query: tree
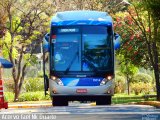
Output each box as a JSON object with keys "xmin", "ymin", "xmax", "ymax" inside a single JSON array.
[
  {"xmin": 119, "ymin": 55, "xmax": 138, "ymax": 95},
  {"xmin": 114, "ymin": 0, "xmax": 160, "ymax": 100},
  {"xmin": 53, "ymin": 0, "xmax": 128, "ymax": 13},
  {"xmin": 1, "ymin": 0, "xmax": 55, "ymax": 101},
  {"xmin": 141, "ymin": 0, "xmax": 160, "ymax": 100},
  {"xmin": 0, "ymin": 1, "xmax": 8, "ymax": 81},
  {"xmin": 0, "ymin": 1, "xmax": 7, "ymax": 38},
  {"xmin": 0, "ymin": 0, "xmax": 8, "ymax": 55}
]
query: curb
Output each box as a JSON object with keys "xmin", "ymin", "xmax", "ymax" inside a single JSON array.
[
  {"xmin": 136, "ymin": 101, "xmax": 160, "ymax": 108},
  {"xmin": 9, "ymin": 104, "xmax": 52, "ymax": 109},
  {"xmin": 90, "ymin": 102, "xmax": 96, "ymax": 106},
  {"xmin": 8, "ymin": 103, "xmax": 96, "ymax": 108},
  {"xmin": 8, "ymin": 101, "xmax": 52, "ymax": 109}
]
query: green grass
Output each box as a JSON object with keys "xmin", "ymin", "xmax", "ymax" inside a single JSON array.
[
  {"xmin": 112, "ymin": 97, "xmax": 144, "ymax": 104},
  {"xmin": 114, "ymin": 93, "xmax": 156, "ymax": 97},
  {"xmin": 114, "ymin": 93, "xmax": 142, "ymax": 97},
  {"xmin": 112, "ymin": 93, "xmax": 156, "ymax": 104}
]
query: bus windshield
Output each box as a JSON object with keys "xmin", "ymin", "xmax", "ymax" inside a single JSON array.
[{"xmin": 51, "ymin": 26, "xmax": 113, "ymax": 72}]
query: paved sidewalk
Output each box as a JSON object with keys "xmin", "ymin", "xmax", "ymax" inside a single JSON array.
[{"xmin": 8, "ymin": 101, "xmax": 52, "ymax": 108}]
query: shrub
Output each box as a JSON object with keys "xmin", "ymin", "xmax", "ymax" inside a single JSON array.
[
  {"xmin": 4, "ymin": 92, "xmax": 14, "ymax": 102},
  {"xmin": 142, "ymin": 83, "xmax": 153, "ymax": 94},
  {"xmin": 114, "ymin": 73, "xmax": 126, "ymax": 93},
  {"xmin": 131, "ymin": 73, "xmax": 154, "ymax": 95},
  {"xmin": 131, "ymin": 82, "xmax": 153, "ymax": 95},
  {"xmin": 18, "ymin": 91, "xmax": 50, "ymax": 102},
  {"xmin": 4, "ymin": 79, "xmax": 14, "ymax": 92},
  {"xmin": 4, "ymin": 77, "xmax": 45, "ymax": 93},
  {"xmin": 23, "ymin": 77, "xmax": 44, "ymax": 92},
  {"xmin": 132, "ymin": 73, "xmax": 153, "ymax": 83},
  {"xmin": 4, "ymin": 91, "xmax": 50, "ymax": 102},
  {"xmin": 37, "ymin": 71, "xmax": 44, "ymax": 78},
  {"xmin": 131, "ymin": 82, "xmax": 142, "ymax": 95}
]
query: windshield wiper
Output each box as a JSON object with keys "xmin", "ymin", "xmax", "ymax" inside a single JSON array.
[
  {"xmin": 65, "ymin": 49, "xmax": 79, "ymax": 74},
  {"xmin": 83, "ymin": 55, "xmax": 97, "ymax": 72}
]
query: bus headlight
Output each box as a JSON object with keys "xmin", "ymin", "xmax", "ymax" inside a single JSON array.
[
  {"xmin": 51, "ymin": 76, "xmax": 64, "ymax": 86},
  {"xmin": 100, "ymin": 78, "xmax": 107, "ymax": 86},
  {"xmin": 100, "ymin": 75, "xmax": 113, "ymax": 86},
  {"xmin": 106, "ymin": 75, "xmax": 113, "ymax": 81}
]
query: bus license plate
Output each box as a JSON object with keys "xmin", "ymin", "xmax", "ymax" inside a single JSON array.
[{"xmin": 76, "ymin": 89, "xmax": 87, "ymax": 93}]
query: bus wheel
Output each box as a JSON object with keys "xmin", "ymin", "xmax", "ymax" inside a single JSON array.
[
  {"xmin": 96, "ymin": 96, "xmax": 111, "ymax": 105},
  {"xmin": 52, "ymin": 97, "xmax": 68, "ymax": 106}
]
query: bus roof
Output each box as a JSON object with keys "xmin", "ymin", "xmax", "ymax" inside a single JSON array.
[{"xmin": 51, "ymin": 11, "xmax": 112, "ymax": 26}]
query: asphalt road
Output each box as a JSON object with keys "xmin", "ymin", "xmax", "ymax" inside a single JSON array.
[{"xmin": 0, "ymin": 103, "xmax": 160, "ymax": 120}]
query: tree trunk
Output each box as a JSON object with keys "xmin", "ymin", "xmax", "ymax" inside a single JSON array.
[
  {"xmin": 153, "ymin": 42, "xmax": 160, "ymax": 101},
  {"xmin": 126, "ymin": 74, "xmax": 130, "ymax": 95},
  {"xmin": 13, "ymin": 63, "xmax": 26, "ymax": 102},
  {"xmin": 14, "ymin": 82, "xmax": 20, "ymax": 102},
  {"xmin": 127, "ymin": 81, "xmax": 130, "ymax": 95},
  {"xmin": 154, "ymin": 70, "xmax": 160, "ymax": 101},
  {"xmin": 152, "ymin": 18, "xmax": 160, "ymax": 100}
]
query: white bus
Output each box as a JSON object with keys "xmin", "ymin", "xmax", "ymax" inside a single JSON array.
[{"xmin": 43, "ymin": 11, "xmax": 120, "ymax": 106}]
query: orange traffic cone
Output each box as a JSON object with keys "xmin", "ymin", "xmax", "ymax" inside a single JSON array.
[{"xmin": 0, "ymin": 79, "xmax": 8, "ymax": 109}]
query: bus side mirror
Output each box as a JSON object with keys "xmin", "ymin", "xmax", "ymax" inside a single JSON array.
[
  {"xmin": 114, "ymin": 33, "xmax": 121, "ymax": 50},
  {"xmin": 43, "ymin": 33, "xmax": 50, "ymax": 52}
]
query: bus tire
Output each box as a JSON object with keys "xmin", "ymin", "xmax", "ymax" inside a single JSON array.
[
  {"xmin": 96, "ymin": 96, "xmax": 111, "ymax": 105},
  {"xmin": 52, "ymin": 97, "xmax": 68, "ymax": 106}
]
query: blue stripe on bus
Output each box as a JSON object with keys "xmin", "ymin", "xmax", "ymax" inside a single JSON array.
[
  {"xmin": 60, "ymin": 78, "xmax": 104, "ymax": 86},
  {"xmin": 52, "ymin": 20, "xmax": 112, "ymax": 26}
]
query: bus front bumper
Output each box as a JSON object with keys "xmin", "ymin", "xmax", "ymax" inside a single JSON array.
[{"xmin": 49, "ymin": 80, "xmax": 114, "ymax": 96}]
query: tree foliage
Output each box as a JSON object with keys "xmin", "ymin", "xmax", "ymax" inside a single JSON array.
[
  {"xmin": 119, "ymin": 55, "xmax": 138, "ymax": 95},
  {"xmin": 143, "ymin": 0, "xmax": 160, "ymax": 20},
  {"xmin": 132, "ymin": 73, "xmax": 153, "ymax": 83},
  {"xmin": 53, "ymin": 0, "xmax": 128, "ymax": 14},
  {"xmin": 0, "ymin": 1, "xmax": 7, "ymax": 38},
  {"xmin": 114, "ymin": 12, "xmax": 148, "ymax": 67},
  {"xmin": 114, "ymin": 0, "xmax": 160, "ymax": 100},
  {"xmin": 1, "ymin": 0, "xmax": 55, "ymax": 101}
]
